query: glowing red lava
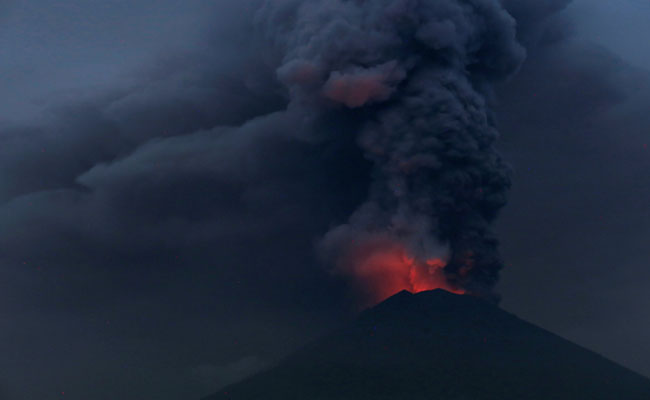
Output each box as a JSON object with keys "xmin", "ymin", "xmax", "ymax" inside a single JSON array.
[{"xmin": 341, "ymin": 239, "xmax": 465, "ymax": 307}]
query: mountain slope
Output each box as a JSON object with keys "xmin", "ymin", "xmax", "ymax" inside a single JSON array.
[{"xmin": 204, "ymin": 289, "xmax": 650, "ymax": 399}]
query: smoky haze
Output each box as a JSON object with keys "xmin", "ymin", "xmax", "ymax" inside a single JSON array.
[{"xmin": 0, "ymin": 0, "xmax": 649, "ymax": 399}]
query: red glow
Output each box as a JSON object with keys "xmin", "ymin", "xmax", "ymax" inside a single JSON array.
[{"xmin": 340, "ymin": 239, "xmax": 464, "ymax": 307}]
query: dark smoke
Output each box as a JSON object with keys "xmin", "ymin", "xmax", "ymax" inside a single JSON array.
[{"xmin": 258, "ymin": 0, "xmax": 525, "ymax": 297}]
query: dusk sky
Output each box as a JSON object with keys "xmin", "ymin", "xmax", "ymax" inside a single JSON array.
[{"xmin": 1, "ymin": 1, "xmax": 650, "ymax": 399}]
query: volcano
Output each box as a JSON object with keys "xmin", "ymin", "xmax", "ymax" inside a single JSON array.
[{"xmin": 203, "ymin": 290, "xmax": 650, "ymax": 399}]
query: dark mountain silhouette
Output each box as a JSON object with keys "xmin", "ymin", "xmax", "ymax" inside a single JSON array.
[{"xmin": 204, "ymin": 289, "xmax": 650, "ymax": 399}]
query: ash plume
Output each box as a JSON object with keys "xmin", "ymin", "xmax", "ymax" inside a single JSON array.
[{"xmin": 257, "ymin": 0, "xmax": 525, "ymax": 298}]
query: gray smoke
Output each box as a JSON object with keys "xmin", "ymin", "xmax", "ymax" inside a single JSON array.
[{"xmin": 257, "ymin": 0, "xmax": 525, "ymax": 297}]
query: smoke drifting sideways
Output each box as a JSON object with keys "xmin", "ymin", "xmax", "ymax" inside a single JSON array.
[
  {"xmin": 257, "ymin": 0, "xmax": 525, "ymax": 302},
  {"xmin": 0, "ymin": 0, "xmax": 536, "ymax": 316}
]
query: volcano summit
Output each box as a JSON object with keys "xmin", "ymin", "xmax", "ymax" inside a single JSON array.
[{"xmin": 204, "ymin": 290, "xmax": 650, "ymax": 400}]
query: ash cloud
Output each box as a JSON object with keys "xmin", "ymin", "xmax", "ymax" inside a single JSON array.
[
  {"xmin": 0, "ymin": 0, "xmax": 565, "ymax": 319},
  {"xmin": 257, "ymin": 0, "xmax": 525, "ymax": 297}
]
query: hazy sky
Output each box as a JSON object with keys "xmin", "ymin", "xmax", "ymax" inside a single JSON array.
[
  {"xmin": 569, "ymin": 0, "xmax": 650, "ymax": 69},
  {"xmin": 1, "ymin": 1, "xmax": 650, "ymax": 399},
  {"xmin": 0, "ymin": 0, "xmax": 220, "ymax": 120}
]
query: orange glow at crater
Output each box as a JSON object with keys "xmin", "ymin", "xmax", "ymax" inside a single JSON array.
[{"xmin": 341, "ymin": 239, "xmax": 465, "ymax": 307}]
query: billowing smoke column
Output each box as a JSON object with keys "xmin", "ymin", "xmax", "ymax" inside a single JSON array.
[{"xmin": 257, "ymin": 0, "xmax": 525, "ymax": 304}]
